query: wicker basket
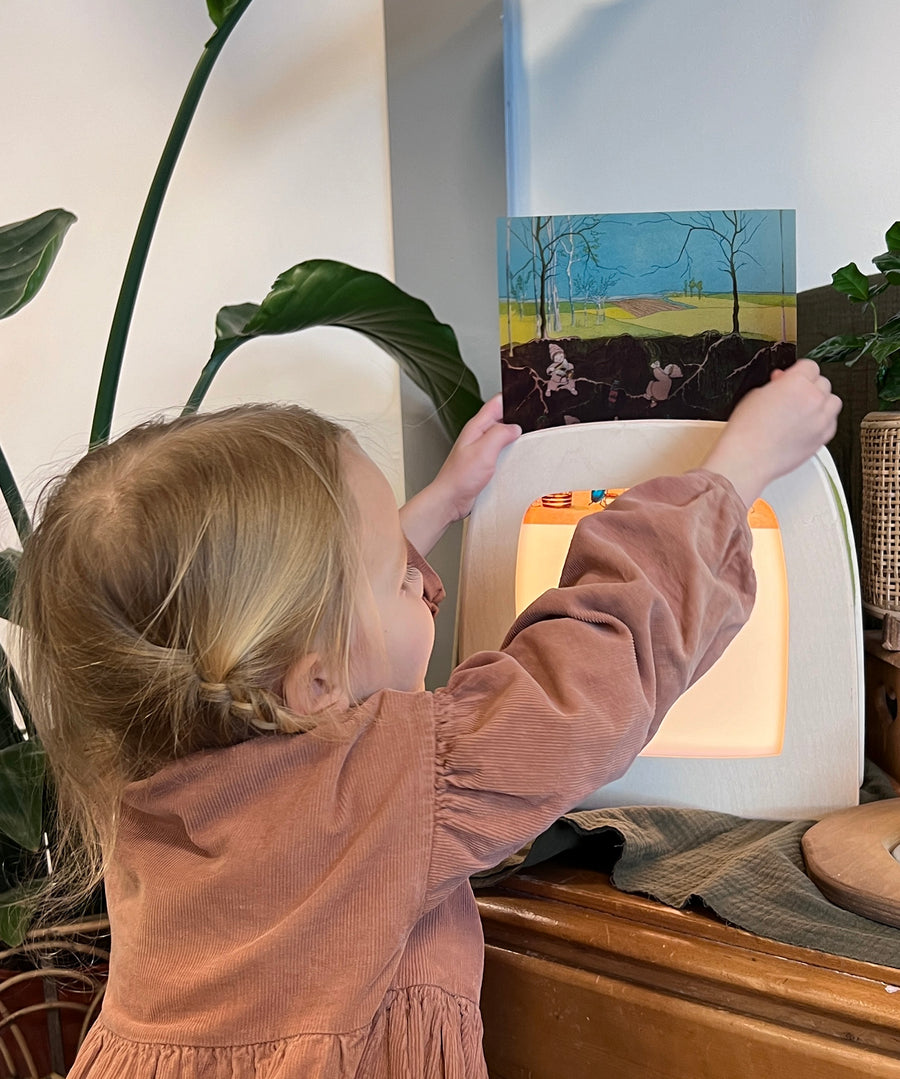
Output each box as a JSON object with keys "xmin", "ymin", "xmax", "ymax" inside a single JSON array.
[
  {"xmin": 861, "ymin": 412, "xmax": 900, "ymax": 616},
  {"xmin": 0, "ymin": 917, "xmax": 109, "ymax": 1079}
]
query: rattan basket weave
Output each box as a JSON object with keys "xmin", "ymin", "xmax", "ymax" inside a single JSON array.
[
  {"xmin": 861, "ymin": 412, "xmax": 900, "ymax": 616},
  {"xmin": 0, "ymin": 917, "xmax": 109, "ymax": 1079}
]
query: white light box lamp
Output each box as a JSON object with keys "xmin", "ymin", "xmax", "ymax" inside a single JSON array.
[{"xmin": 456, "ymin": 421, "xmax": 864, "ymax": 820}]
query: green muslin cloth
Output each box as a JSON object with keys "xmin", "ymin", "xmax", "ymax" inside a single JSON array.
[{"xmin": 473, "ymin": 761, "xmax": 900, "ymax": 969}]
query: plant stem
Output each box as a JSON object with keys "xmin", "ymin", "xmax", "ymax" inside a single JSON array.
[
  {"xmin": 181, "ymin": 364, "xmax": 220, "ymax": 417},
  {"xmin": 181, "ymin": 343, "xmax": 242, "ymax": 416},
  {"xmin": 4, "ymin": 654, "xmax": 36, "ymax": 742},
  {"xmin": 89, "ymin": 0, "xmax": 256, "ymax": 448},
  {"xmin": 0, "ymin": 446, "xmax": 30, "ymax": 543}
]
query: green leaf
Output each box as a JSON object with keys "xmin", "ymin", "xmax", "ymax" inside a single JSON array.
[
  {"xmin": 206, "ymin": 0, "xmax": 243, "ymax": 28},
  {"xmin": 872, "ymin": 319, "xmax": 900, "ymax": 345},
  {"xmin": 886, "ymin": 222, "xmax": 900, "ymax": 253},
  {"xmin": 187, "ymin": 260, "xmax": 484, "ymax": 440},
  {"xmin": 0, "ymin": 549, "xmax": 20, "ymax": 623},
  {"xmin": 831, "ymin": 262, "xmax": 871, "ymax": 302},
  {"xmin": 0, "ymin": 742, "xmax": 45, "ymax": 851},
  {"xmin": 0, "ymin": 209, "xmax": 76, "ymax": 320},
  {"xmin": 0, "ymin": 883, "xmax": 41, "ymax": 947},
  {"xmin": 870, "ymin": 335, "xmax": 900, "ymax": 366},
  {"xmin": 216, "ymin": 302, "xmax": 259, "ymax": 341},
  {"xmin": 878, "ymin": 362, "xmax": 900, "ymax": 405},
  {"xmin": 872, "ymin": 251, "xmax": 900, "ymax": 286},
  {"xmin": 807, "ymin": 333, "xmax": 867, "ymax": 364},
  {"xmin": 878, "ymin": 312, "xmax": 900, "ymax": 337}
]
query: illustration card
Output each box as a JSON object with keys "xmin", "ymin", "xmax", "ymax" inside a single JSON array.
[{"xmin": 498, "ymin": 210, "xmax": 796, "ymax": 431}]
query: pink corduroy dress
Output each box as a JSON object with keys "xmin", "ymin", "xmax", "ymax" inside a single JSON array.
[{"xmin": 68, "ymin": 471, "xmax": 754, "ymax": 1077}]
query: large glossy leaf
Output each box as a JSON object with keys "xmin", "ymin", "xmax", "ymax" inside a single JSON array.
[
  {"xmin": 831, "ymin": 262, "xmax": 871, "ymax": 302},
  {"xmin": 878, "ymin": 362, "xmax": 900, "ymax": 405},
  {"xmin": 886, "ymin": 222, "xmax": 900, "ymax": 253},
  {"xmin": 186, "ymin": 260, "xmax": 484, "ymax": 440},
  {"xmin": 807, "ymin": 333, "xmax": 867, "ymax": 364},
  {"xmin": 878, "ymin": 312, "xmax": 900, "ymax": 337},
  {"xmin": 872, "ymin": 251, "xmax": 900, "ymax": 286},
  {"xmin": 871, "ymin": 334, "xmax": 900, "ymax": 367},
  {"xmin": 0, "ymin": 209, "xmax": 76, "ymax": 320},
  {"xmin": 0, "ymin": 882, "xmax": 41, "ymax": 947},
  {"xmin": 0, "ymin": 741, "xmax": 44, "ymax": 851}
]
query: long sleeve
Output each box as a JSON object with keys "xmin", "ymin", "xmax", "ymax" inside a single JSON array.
[
  {"xmin": 425, "ymin": 469, "xmax": 755, "ymax": 905},
  {"xmin": 405, "ymin": 538, "xmax": 445, "ymax": 615}
]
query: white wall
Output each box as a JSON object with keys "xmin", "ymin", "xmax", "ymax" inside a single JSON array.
[
  {"xmin": 6, "ymin": 0, "xmax": 897, "ymax": 681},
  {"xmin": 385, "ymin": 0, "xmax": 900, "ymax": 684},
  {"xmin": 0, "ymin": 0, "xmax": 400, "ymax": 552},
  {"xmin": 384, "ymin": 0, "xmax": 508, "ymax": 685},
  {"xmin": 505, "ymin": 0, "xmax": 900, "ymax": 292}
]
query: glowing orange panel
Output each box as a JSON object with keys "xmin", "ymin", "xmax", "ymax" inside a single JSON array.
[{"xmin": 515, "ymin": 491, "xmax": 788, "ymax": 758}]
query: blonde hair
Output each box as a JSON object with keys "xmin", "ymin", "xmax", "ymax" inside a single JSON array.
[{"xmin": 13, "ymin": 404, "xmax": 360, "ymax": 897}]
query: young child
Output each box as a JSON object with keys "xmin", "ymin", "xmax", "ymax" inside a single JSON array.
[{"xmin": 14, "ymin": 360, "xmax": 839, "ymax": 1078}]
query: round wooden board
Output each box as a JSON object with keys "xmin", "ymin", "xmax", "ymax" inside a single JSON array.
[{"xmin": 802, "ymin": 800, "xmax": 900, "ymax": 928}]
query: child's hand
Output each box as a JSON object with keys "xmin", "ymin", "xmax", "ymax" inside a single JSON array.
[
  {"xmin": 431, "ymin": 395, "xmax": 522, "ymax": 522},
  {"xmin": 702, "ymin": 359, "xmax": 842, "ymax": 507},
  {"xmin": 400, "ymin": 395, "xmax": 521, "ymax": 556}
]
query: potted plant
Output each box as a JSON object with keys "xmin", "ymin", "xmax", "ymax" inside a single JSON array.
[
  {"xmin": 0, "ymin": 1, "xmax": 483, "ymax": 1071},
  {"xmin": 807, "ymin": 222, "xmax": 900, "ymax": 405},
  {"xmin": 808, "ymin": 223, "xmax": 900, "ymax": 636}
]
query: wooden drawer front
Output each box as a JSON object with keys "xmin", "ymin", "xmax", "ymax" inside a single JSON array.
[
  {"xmin": 478, "ymin": 876, "xmax": 900, "ymax": 1079},
  {"xmin": 482, "ymin": 944, "xmax": 900, "ymax": 1079}
]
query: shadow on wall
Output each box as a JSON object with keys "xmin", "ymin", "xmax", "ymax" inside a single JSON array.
[{"xmin": 384, "ymin": 0, "xmax": 507, "ymax": 688}]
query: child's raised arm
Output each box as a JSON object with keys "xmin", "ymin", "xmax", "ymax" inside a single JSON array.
[
  {"xmin": 399, "ymin": 395, "xmax": 521, "ymax": 556},
  {"xmin": 701, "ymin": 359, "xmax": 842, "ymax": 507},
  {"xmin": 401, "ymin": 361, "xmax": 839, "ymax": 554}
]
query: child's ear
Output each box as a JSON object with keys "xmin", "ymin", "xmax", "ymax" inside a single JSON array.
[{"xmin": 283, "ymin": 653, "xmax": 347, "ymax": 715}]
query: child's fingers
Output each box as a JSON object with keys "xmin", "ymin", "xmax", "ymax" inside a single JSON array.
[
  {"xmin": 470, "ymin": 418, "xmax": 521, "ymax": 465},
  {"xmin": 792, "ymin": 358, "xmax": 822, "ymax": 381},
  {"xmin": 768, "ymin": 362, "xmax": 835, "ymax": 406},
  {"xmin": 795, "ymin": 359, "xmax": 838, "ymax": 404},
  {"xmin": 457, "ymin": 395, "xmax": 518, "ymax": 447},
  {"xmin": 468, "ymin": 394, "xmax": 504, "ymax": 431},
  {"xmin": 769, "ymin": 359, "xmax": 821, "ymax": 385},
  {"xmin": 489, "ymin": 419, "xmax": 522, "ymax": 450},
  {"xmin": 811, "ymin": 375, "xmax": 835, "ymax": 406}
]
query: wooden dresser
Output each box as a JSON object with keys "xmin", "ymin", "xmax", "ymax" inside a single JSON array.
[
  {"xmin": 472, "ymin": 285, "xmax": 899, "ymax": 1077},
  {"xmin": 477, "ymin": 862, "xmax": 900, "ymax": 1078}
]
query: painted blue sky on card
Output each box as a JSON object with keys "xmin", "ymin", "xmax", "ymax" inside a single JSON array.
[{"xmin": 498, "ymin": 210, "xmax": 796, "ymax": 299}]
